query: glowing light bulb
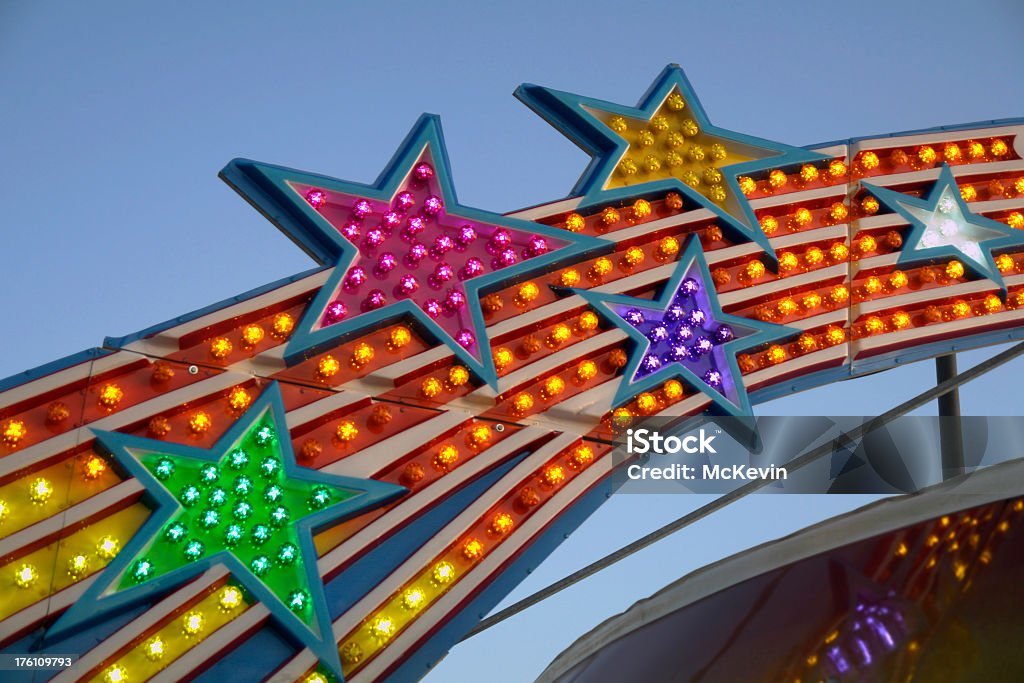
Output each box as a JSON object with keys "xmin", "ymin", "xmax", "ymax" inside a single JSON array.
[
  {"xmin": 946, "ymin": 260, "xmax": 965, "ymax": 279},
  {"xmin": 759, "ymin": 215, "xmax": 778, "ymax": 236},
  {"xmin": 829, "ymin": 285, "xmax": 849, "ymax": 304},
  {"xmin": 182, "ymin": 611, "xmax": 204, "ymax": 636},
  {"xmin": 892, "ymin": 311, "xmax": 911, "ymax": 329},
  {"xmin": 889, "ymin": 270, "xmax": 908, "ymax": 288},
  {"xmin": 441, "ymin": 366, "xmax": 469, "ymax": 390},
  {"xmin": 916, "ymin": 146, "xmax": 937, "ymax": 165},
  {"xmin": 827, "ymin": 241, "xmax": 851, "ymax": 260},
  {"xmin": 421, "ymin": 377, "xmax": 443, "ymax": 398},
  {"xmin": 631, "ymin": 199, "xmax": 652, "ymax": 220},
  {"xmin": 95, "ymin": 536, "xmax": 119, "ymax": 557},
  {"xmin": 401, "ymin": 588, "xmax": 426, "ymax": 611},
  {"xmin": 829, "ymin": 202, "xmax": 849, "ymax": 222},
  {"xmin": 768, "ymin": 169, "xmax": 788, "ymax": 189},
  {"xmin": 991, "ymin": 139, "xmax": 1009, "ymax": 157},
  {"xmin": 370, "ymin": 616, "xmax": 396, "ymax": 642},
  {"xmin": 744, "ymin": 260, "xmax": 766, "ymax": 281},
  {"xmin": 857, "ymin": 234, "xmax": 877, "ymax": 254},
  {"xmin": 662, "ymin": 380, "xmax": 684, "ymax": 400},
  {"xmin": 778, "ymin": 252, "xmax": 799, "ymax": 273},
  {"xmin": 996, "ymin": 254, "xmax": 1015, "ymax": 273},
  {"xmin": 858, "ymin": 151, "xmax": 880, "ymax": 171},
  {"xmin": 864, "ymin": 316, "xmax": 885, "ymax": 335},
  {"xmin": 797, "ymin": 333, "xmax": 818, "ymax": 353},
  {"xmin": 241, "ymin": 324, "xmax": 265, "ymax": 347},
  {"xmin": 799, "ymin": 164, "xmax": 819, "ymax": 183},
  {"xmin": 433, "ymin": 444, "xmax": 459, "ymax": 472},
  {"xmin": 828, "ymin": 160, "xmax": 848, "ymax": 178},
  {"xmin": 766, "ymin": 345, "xmax": 787, "ymax": 365},
  {"xmin": 350, "ymin": 342, "xmax": 374, "ymax": 369},
  {"xmin": 228, "ymin": 386, "xmax": 252, "ymax": 412},
  {"xmin": 67, "ymin": 553, "xmax": 89, "ymax": 579},
  {"xmin": 861, "ymin": 196, "xmax": 880, "ymax": 215},
  {"xmin": 863, "ymin": 276, "xmax": 883, "ymax": 295},
  {"xmin": 494, "ymin": 347, "xmax": 513, "ymax": 371},
  {"xmin": 591, "ymin": 257, "xmax": 613, "ymax": 278},
  {"xmin": 575, "ymin": 360, "xmax": 598, "ymax": 383},
  {"xmin": 564, "ymin": 213, "xmax": 585, "ymax": 232},
  {"xmin": 432, "ymin": 562, "xmax": 455, "ymax": 585},
  {"xmin": 130, "ymin": 557, "xmax": 155, "ymax": 582},
  {"xmin": 1006, "ymin": 212, "xmax": 1024, "ymax": 230},
  {"xmin": 802, "ymin": 293, "xmax": 822, "ymax": 310},
  {"xmin": 28, "ymin": 477, "xmax": 53, "ymax": 504},
  {"xmin": 335, "ymin": 420, "xmax": 358, "ymax": 444},
  {"xmin": 825, "ymin": 326, "xmax": 846, "ymax": 346},
  {"xmin": 103, "ymin": 665, "xmax": 127, "ymax": 683},
  {"xmin": 209, "ymin": 337, "xmax": 233, "ymax": 360},
  {"xmin": 777, "ymin": 298, "xmax": 799, "ymax": 316},
  {"xmin": 515, "ymin": 282, "xmax": 540, "ymax": 306},
  {"xmin": 271, "ymin": 313, "xmax": 295, "ymax": 339},
  {"xmin": 14, "ymin": 563, "xmax": 38, "ymax": 588},
  {"xmin": 97, "ymin": 383, "xmax": 124, "ymax": 410},
  {"xmin": 316, "ymin": 355, "xmax": 340, "ymax": 380},
  {"xmin": 541, "ymin": 376, "xmax": 566, "ymax": 400},
  {"xmin": 511, "ymin": 392, "xmax": 535, "ymax": 416},
  {"xmin": 217, "ymin": 585, "xmax": 244, "ymax": 611},
  {"xmin": 983, "ymin": 294, "xmax": 1003, "ymax": 313},
  {"xmin": 188, "ymin": 411, "xmax": 212, "ymax": 436},
  {"xmin": 76, "ymin": 453, "xmax": 106, "ymax": 481},
  {"xmin": 542, "ymin": 465, "xmax": 566, "ymax": 487},
  {"xmin": 462, "ymin": 538, "xmax": 485, "ymax": 560},
  {"xmin": 387, "ymin": 326, "xmax": 412, "ymax": 351},
  {"xmin": 547, "ymin": 323, "xmax": 572, "ymax": 348},
  {"xmin": 144, "ymin": 636, "xmax": 165, "ymax": 661}
]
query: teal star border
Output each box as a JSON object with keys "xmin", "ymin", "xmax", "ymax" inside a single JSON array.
[
  {"xmin": 45, "ymin": 382, "xmax": 406, "ymax": 681},
  {"xmin": 863, "ymin": 163, "xmax": 1024, "ymax": 293},
  {"xmin": 219, "ymin": 115, "xmax": 611, "ymax": 388},
  {"xmin": 572, "ymin": 236, "xmax": 796, "ymax": 417},
  {"xmin": 515, "ymin": 64, "xmax": 827, "ymax": 266}
]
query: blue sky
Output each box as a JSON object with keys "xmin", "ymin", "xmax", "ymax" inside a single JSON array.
[{"xmin": 2, "ymin": 2, "xmax": 1023, "ymax": 680}]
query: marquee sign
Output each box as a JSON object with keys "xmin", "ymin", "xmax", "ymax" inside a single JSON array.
[{"xmin": 2, "ymin": 64, "xmax": 1023, "ymax": 682}]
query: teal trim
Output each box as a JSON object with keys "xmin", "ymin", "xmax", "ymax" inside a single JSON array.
[
  {"xmin": 515, "ymin": 64, "xmax": 828, "ymax": 268},
  {"xmin": 864, "ymin": 163, "xmax": 1024, "ymax": 294},
  {"xmin": 572, "ymin": 236, "xmax": 796, "ymax": 417},
  {"xmin": 46, "ymin": 383, "xmax": 405, "ymax": 682},
  {"xmin": 0, "ymin": 347, "xmax": 111, "ymax": 394},
  {"xmin": 220, "ymin": 114, "xmax": 611, "ymax": 388},
  {"xmin": 103, "ymin": 265, "xmax": 327, "ymax": 349}
]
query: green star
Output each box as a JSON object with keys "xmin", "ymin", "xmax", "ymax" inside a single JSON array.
[{"xmin": 46, "ymin": 383, "xmax": 405, "ymax": 680}]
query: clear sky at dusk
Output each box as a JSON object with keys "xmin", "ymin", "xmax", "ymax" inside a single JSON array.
[{"xmin": 2, "ymin": 2, "xmax": 1023, "ymax": 680}]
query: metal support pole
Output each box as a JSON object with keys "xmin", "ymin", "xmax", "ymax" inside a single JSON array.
[{"xmin": 935, "ymin": 354, "xmax": 965, "ymax": 480}]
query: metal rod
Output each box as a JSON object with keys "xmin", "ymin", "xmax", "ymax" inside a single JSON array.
[
  {"xmin": 460, "ymin": 340, "xmax": 1024, "ymax": 642},
  {"xmin": 935, "ymin": 354, "xmax": 965, "ymax": 479}
]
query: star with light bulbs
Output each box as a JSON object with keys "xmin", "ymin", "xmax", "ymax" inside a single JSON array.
[
  {"xmin": 573, "ymin": 237, "xmax": 795, "ymax": 417},
  {"xmin": 220, "ymin": 115, "xmax": 608, "ymax": 388},
  {"xmin": 865, "ymin": 163, "xmax": 1024, "ymax": 292},
  {"xmin": 47, "ymin": 383, "xmax": 405, "ymax": 681},
  {"xmin": 516, "ymin": 64, "xmax": 826, "ymax": 263}
]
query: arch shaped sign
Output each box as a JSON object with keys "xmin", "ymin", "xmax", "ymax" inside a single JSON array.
[{"xmin": 1, "ymin": 65, "xmax": 1023, "ymax": 682}]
